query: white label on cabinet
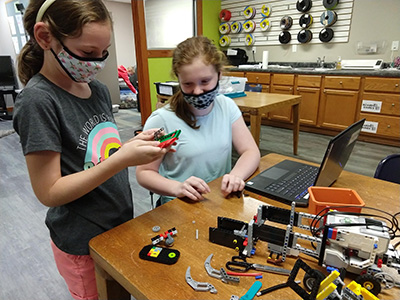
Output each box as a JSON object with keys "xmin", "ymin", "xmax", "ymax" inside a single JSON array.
[
  {"xmin": 361, "ymin": 100, "xmax": 382, "ymax": 113},
  {"xmin": 362, "ymin": 121, "xmax": 379, "ymax": 134}
]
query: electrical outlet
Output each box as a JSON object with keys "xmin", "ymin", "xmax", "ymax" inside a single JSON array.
[
  {"xmin": 252, "ymin": 47, "xmax": 256, "ymax": 53},
  {"xmin": 392, "ymin": 41, "xmax": 399, "ymax": 51}
]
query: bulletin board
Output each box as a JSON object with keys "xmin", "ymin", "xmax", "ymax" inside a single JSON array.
[
  {"xmin": 5, "ymin": 0, "xmax": 29, "ymax": 54},
  {"xmin": 219, "ymin": 0, "xmax": 353, "ymax": 47}
]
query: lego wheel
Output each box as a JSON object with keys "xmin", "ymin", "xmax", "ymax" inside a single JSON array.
[
  {"xmin": 355, "ymin": 274, "xmax": 382, "ymax": 296},
  {"xmin": 303, "ymin": 270, "xmax": 325, "ymax": 291}
]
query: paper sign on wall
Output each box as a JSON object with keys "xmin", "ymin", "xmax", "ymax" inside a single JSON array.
[
  {"xmin": 361, "ymin": 100, "xmax": 382, "ymax": 113},
  {"xmin": 362, "ymin": 121, "xmax": 379, "ymax": 134}
]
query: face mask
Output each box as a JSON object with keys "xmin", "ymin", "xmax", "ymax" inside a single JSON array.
[
  {"xmin": 181, "ymin": 83, "xmax": 219, "ymax": 110},
  {"xmin": 51, "ymin": 42, "xmax": 108, "ymax": 83}
]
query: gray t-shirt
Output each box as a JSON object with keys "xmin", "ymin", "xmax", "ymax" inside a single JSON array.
[{"xmin": 13, "ymin": 74, "xmax": 132, "ymax": 255}]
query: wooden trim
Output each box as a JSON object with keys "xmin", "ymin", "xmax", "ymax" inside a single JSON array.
[
  {"xmin": 147, "ymin": 49, "xmax": 174, "ymax": 58},
  {"xmin": 131, "ymin": 0, "xmax": 202, "ymax": 123},
  {"xmin": 131, "ymin": 0, "xmax": 152, "ymax": 123},
  {"xmin": 196, "ymin": 0, "xmax": 203, "ymax": 36}
]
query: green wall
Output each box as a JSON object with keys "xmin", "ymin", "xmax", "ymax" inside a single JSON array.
[
  {"xmin": 202, "ymin": 0, "xmax": 221, "ymax": 49},
  {"xmin": 148, "ymin": 58, "xmax": 174, "ymax": 110},
  {"xmin": 148, "ymin": 0, "xmax": 221, "ymax": 111}
]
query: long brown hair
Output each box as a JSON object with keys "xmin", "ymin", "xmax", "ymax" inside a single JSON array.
[
  {"xmin": 17, "ymin": 0, "xmax": 112, "ymax": 86},
  {"xmin": 169, "ymin": 36, "xmax": 227, "ymax": 129}
]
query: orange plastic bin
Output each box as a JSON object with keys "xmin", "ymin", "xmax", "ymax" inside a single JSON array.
[{"xmin": 308, "ymin": 187, "xmax": 365, "ymax": 216}]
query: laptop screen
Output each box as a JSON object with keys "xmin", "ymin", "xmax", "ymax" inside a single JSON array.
[{"xmin": 314, "ymin": 118, "xmax": 365, "ymax": 187}]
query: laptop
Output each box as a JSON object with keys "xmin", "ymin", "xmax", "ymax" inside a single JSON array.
[{"xmin": 245, "ymin": 119, "xmax": 366, "ymax": 207}]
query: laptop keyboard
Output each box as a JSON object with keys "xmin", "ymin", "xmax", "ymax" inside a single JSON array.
[{"xmin": 264, "ymin": 165, "xmax": 318, "ymax": 200}]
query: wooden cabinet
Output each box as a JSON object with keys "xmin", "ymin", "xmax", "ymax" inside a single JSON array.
[
  {"xmin": 245, "ymin": 72, "xmax": 271, "ymax": 93},
  {"xmin": 359, "ymin": 77, "xmax": 400, "ymax": 143},
  {"xmin": 224, "ymin": 71, "xmax": 245, "ymax": 77},
  {"xmin": 319, "ymin": 76, "xmax": 361, "ymax": 130},
  {"xmin": 296, "ymin": 75, "xmax": 321, "ymax": 126},
  {"xmin": 270, "ymin": 74, "xmax": 295, "ymax": 122},
  {"xmin": 226, "ymin": 69, "xmax": 399, "ymax": 146}
]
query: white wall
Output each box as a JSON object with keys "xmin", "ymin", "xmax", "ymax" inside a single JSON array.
[
  {"xmin": 104, "ymin": 0, "xmax": 136, "ymax": 68},
  {"xmin": 238, "ymin": 0, "xmax": 400, "ymax": 64},
  {"xmin": 0, "ymin": 0, "xmax": 123, "ymax": 106}
]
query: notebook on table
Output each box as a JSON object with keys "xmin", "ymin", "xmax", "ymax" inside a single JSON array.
[{"xmin": 245, "ymin": 119, "xmax": 366, "ymax": 207}]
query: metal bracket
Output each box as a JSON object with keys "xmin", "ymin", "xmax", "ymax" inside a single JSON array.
[
  {"xmin": 204, "ymin": 253, "xmax": 240, "ymax": 284},
  {"xmin": 185, "ymin": 266, "xmax": 217, "ymax": 294}
]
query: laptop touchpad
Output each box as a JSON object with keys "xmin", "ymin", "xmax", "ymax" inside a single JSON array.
[{"xmin": 260, "ymin": 167, "xmax": 288, "ymax": 180}]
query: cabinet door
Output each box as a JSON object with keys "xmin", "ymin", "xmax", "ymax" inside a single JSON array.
[
  {"xmin": 269, "ymin": 85, "xmax": 293, "ymax": 122},
  {"xmin": 296, "ymin": 87, "xmax": 320, "ymax": 125},
  {"xmin": 319, "ymin": 89, "xmax": 359, "ymax": 130}
]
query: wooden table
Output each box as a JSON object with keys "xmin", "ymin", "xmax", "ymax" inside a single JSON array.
[
  {"xmin": 89, "ymin": 153, "xmax": 400, "ymax": 300},
  {"xmin": 234, "ymin": 92, "xmax": 302, "ymax": 154}
]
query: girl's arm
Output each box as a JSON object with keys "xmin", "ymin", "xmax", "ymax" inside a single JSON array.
[
  {"xmin": 220, "ymin": 116, "xmax": 260, "ymax": 197},
  {"xmin": 136, "ymin": 158, "xmax": 210, "ymax": 202},
  {"xmin": 26, "ymin": 131, "xmax": 168, "ymax": 207}
]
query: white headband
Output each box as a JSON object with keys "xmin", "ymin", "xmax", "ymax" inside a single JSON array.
[{"xmin": 36, "ymin": 0, "xmax": 57, "ymax": 23}]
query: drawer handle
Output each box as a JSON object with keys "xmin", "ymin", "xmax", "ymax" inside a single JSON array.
[
  {"xmin": 387, "ymin": 125, "xmax": 391, "ymax": 128},
  {"xmin": 339, "ymin": 81, "xmax": 343, "ymax": 84},
  {"xmin": 396, "ymin": 83, "xmax": 399, "ymax": 87},
  {"xmin": 393, "ymin": 103, "xmax": 395, "ymax": 107}
]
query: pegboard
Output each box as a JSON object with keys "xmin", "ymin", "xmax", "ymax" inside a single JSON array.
[{"xmin": 219, "ymin": 0, "xmax": 353, "ymax": 47}]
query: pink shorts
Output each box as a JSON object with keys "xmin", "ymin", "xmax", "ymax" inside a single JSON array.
[{"xmin": 50, "ymin": 240, "xmax": 98, "ymax": 300}]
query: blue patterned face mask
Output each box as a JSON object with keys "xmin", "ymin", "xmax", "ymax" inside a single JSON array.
[{"xmin": 181, "ymin": 83, "xmax": 219, "ymax": 110}]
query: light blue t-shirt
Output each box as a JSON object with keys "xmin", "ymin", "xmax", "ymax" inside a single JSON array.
[{"xmin": 143, "ymin": 94, "xmax": 242, "ymax": 203}]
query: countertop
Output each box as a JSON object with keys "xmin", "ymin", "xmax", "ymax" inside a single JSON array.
[{"xmin": 229, "ymin": 62, "xmax": 400, "ymax": 78}]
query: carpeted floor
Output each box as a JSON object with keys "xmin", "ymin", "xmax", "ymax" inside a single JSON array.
[{"xmin": 0, "ymin": 118, "xmax": 15, "ymax": 138}]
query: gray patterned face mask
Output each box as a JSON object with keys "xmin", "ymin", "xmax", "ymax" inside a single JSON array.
[{"xmin": 182, "ymin": 83, "xmax": 219, "ymax": 110}]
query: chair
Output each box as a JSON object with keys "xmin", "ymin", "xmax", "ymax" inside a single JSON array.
[
  {"xmin": 245, "ymin": 83, "xmax": 263, "ymax": 92},
  {"xmin": 373, "ymin": 154, "xmax": 400, "ymax": 184}
]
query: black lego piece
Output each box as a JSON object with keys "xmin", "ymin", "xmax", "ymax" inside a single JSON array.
[{"xmin": 286, "ymin": 259, "xmax": 324, "ymax": 300}]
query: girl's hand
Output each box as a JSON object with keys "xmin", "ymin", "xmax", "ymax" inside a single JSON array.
[
  {"xmin": 117, "ymin": 138, "xmax": 168, "ymax": 167},
  {"xmin": 221, "ymin": 174, "xmax": 245, "ymax": 198},
  {"xmin": 176, "ymin": 176, "xmax": 211, "ymax": 201},
  {"xmin": 133, "ymin": 128, "xmax": 162, "ymax": 141}
]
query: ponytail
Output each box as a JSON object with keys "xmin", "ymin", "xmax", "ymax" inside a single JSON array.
[{"xmin": 17, "ymin": 39, "xmax": 44, "ymax": 86}]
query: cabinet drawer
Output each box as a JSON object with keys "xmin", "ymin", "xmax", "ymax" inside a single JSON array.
[
  {"xmin": 362, "ymin": 93, "xmax": 400, "ymax": 116},
  {"xmin": 246, "ymin": 72, "xmax": 270, "ymax": 84},
  {"xmin": 224, "ymin": 71, "xmax": 245, "ymax": 77},
  {"xmin": 272, "ymin": 74, "xmax": 294, "ymax": 86},
  {"xmin": 324, "ymin": 76, "xmax": 361, "ymax": 90},
  {"xmin": 360, "ymin": 113, "xmax": 400, "ymax": 138},
  {"xmin": 364, "ymin": 77, "xmax": 400, "ymax": 93},
  {"xmin": 297, "ymin": 75, "xmax": 321, "ymax": 88}
]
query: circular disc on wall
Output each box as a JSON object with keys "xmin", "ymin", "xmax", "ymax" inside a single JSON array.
[
  {"xmin": 296, "ymin": 0, "xmax": 312, "ymax": 12},
  {"xmin": 323, "ymin": 0, "xmax": 339, "ymax": 10},
  {"xmin": 219, "ymin": 9, "xmax": 232, "ymax": 22},
  {"xmin": 219, "ymin": 22, "xmax": 231, "ymax": 34},
  {"xmin": 319, "ymin": 28, "xmax": 334, "ymax": 42},
  {"xmin": 219, "ymin": 35, "xmax": 232, "ymax": 47},
  {"xmin": 245, "ymin": 33, "xmax": 255, "ymax": 46},
  {"xmin": 243, "ymin": 20, "xmax": 256, "ymax": 33},
  {"xmin": 243, "ymin": 6, "xmax": 256, "ymax": 19},
  {"xmin": 299, "ymin": 13, "xmax": 313, "ymax": 28},
  {"xmin": 297, "ymin": 29, "xmax": 313, "ymax": 43},
  {"xmin": 260, "ymin": 18, "xmax": 271, "ymax": 31},
  {"xmin": 231, "ymin": 21, "xmax": 243, "ymax": 33},
  {"xmin": 261, "ymin": 4, "xmax": 271, "ymax": 17},
  {"xmin": 320, "ymin": 10, "xmax": 337, "ymax": 27},
  {"xmin": 279, "ymin": 31, "xmax": 291, "ymax": 44},
  {"xmin": 280, "ymin": 16, "xmax": 293, "ymax": 30}
]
